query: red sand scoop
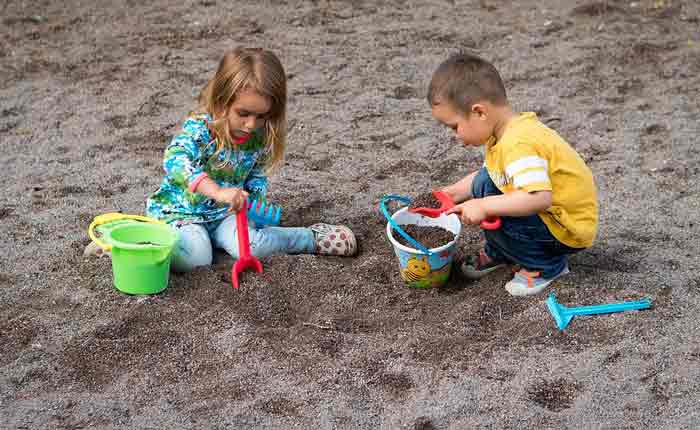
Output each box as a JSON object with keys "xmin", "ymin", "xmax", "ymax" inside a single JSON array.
[
  {"xmin": 408, "ymin": 190, "xmax": 502, "ymax": 230},
  {"xmin": 231, "ymin": 201, "xmax": 263, "ymax": 289}
]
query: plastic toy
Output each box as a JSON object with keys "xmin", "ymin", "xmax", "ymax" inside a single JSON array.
[
  {"xmin": 380, "ymin": 194, "xmax": 434, "ymax": 255},
  {"xmin": 231, "ymin": 201, "xmax": 263, "ymax": 289},
  {"xmin": 546, "ymin": 292, "xmax": 652, "ymax": 331},
  {"xmin": 381, "ymin": 195, "xmax": 461, "ymax": 288},
  {"xmin": 247, "ymin": 198, "xmax": 281, "ymax": 226},
  {"xmin": 87, "ymin": 213, "xmax": 177, "ymax": 295},
  {"xmin": 408, "ymin": 190, "xmax": 501, "ymax": 230},
  {"xmin": 88, "ymin": 213, "xmax": 166, "ymax": 252}
]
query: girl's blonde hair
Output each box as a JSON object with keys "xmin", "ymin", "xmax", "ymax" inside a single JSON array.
[{"xmin": 194, "ymin": 47, "xmax": 287, "ymax": 173}]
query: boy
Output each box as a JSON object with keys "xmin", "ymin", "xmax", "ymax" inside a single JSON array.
[{"xmin": 429, "ymin": 53, "xmax": 598, "ymax": 296}]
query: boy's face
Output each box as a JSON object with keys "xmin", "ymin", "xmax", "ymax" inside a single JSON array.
[{"xmin": 431, "ymin": 102, "xmax": 492, "ymax": 147}]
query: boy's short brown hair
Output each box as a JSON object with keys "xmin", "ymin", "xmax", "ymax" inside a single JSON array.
[{"xmin": 427, "ymin": 52, "xmax": 507, "ymax": 112}]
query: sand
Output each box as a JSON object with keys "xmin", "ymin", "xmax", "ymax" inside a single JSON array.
[{"xmin": 2, "ymin": 0, "xmax": 700, "ymax": 428}]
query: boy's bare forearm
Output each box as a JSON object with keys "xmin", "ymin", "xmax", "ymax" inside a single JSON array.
[
  {"xmin": 441, "ymin": 170, "xmax": 479, "ymax": 203},
  {"xmin": 481, "ymin": 190, "xmax": 552, "ymax": 217}
]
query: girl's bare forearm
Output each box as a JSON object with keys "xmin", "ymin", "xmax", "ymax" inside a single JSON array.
[{"xmin": 193, "ymin": 177, "xmax": 222, "ymax": 201}]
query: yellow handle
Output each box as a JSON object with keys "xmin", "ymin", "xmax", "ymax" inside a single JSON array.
[{"xmin": 88, "ymin": 213, "xmax": 164, "ymax": 251}]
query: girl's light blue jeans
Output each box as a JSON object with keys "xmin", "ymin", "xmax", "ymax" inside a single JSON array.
[
  {"xmin": 169, "ymin": 215, "xmax": 316, "ymax": 272},
  {"xmin": 472, "ymin": 167, "xmax": 583, "ymax": 278}
]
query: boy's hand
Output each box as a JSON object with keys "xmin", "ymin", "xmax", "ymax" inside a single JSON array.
[
  {"xmin": 440, "ymin": 170, "xmax": 478, "ymax": 204},
  {"xmin": 445, "ymin": 199, "xmax": 489, "ymax": 226},
  {"xmin": 214, "ymin": 187, "xmax": 249, "ymax": 213},
  {"xmin": 438, "ymin": 187, "xmax": 458, "ymax": 203}
]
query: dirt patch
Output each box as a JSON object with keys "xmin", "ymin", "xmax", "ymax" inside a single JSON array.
[
  {"xmin": 392, "ymin": 224, "xmax": 456, "ymax": 249},
  {"xmin": 527, "ymin": 378, "xmax": 582, "ymax": 412},
  {"xmin": 409, "ymin": 191, "xmax": 443, "ymax": 210}
]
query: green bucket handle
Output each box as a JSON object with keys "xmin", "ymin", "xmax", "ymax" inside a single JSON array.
[{"xmin": 380, "ymin": 194, "xmax": 433, "ymax": 256}]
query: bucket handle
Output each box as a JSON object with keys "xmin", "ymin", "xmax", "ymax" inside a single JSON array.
[
  {"xmin": 380, "ymin": 194, "xmax": 433, "ymax": 255},
  {"xmin": 88, "ymin": 213, "xmax": 165, "ymax": 251}
]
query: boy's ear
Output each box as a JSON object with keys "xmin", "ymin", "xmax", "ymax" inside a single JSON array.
[{"xmin": 471, "ymin": 103, "xmax": 488, "ymax": 119}]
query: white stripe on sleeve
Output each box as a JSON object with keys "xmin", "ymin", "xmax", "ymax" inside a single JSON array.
[
  {"xmin": 513, "ymin": 170, "xmax": 550, "ymax": 188},
  {"xmin": 505, "ymin": 156, "xmax": 548, "ymax": 177}
]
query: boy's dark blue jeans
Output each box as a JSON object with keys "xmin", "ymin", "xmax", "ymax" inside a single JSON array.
[{"xmin": 471, "ymin": 167, "xmax": 582, "ymax": 279}]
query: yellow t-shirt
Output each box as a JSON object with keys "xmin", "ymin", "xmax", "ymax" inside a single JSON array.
[{"xmin": 484, "ymin": 112, "xmax": 598, "ymax": 248}]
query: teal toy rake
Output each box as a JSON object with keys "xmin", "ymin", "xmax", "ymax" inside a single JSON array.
[
  {"xmin": 246, "ymin": 198, "xmax": 281, "ymax": 227},
  {"xmin": 546, "ymin": 293, "xmax": 652, "ymax": 331}
]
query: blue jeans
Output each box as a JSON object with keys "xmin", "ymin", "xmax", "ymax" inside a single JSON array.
[
  {"xmin": 169, "ymin": 215, "xmax": 316, "ymax": 272},
  {"xmin": 472, "ymin": 167, "xmax": 582, "ymax": 278}
]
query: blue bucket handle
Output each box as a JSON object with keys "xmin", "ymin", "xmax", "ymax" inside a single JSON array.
[{"xmin": 380, "ymin": 194, "xmax": 433, "ymax": 255}]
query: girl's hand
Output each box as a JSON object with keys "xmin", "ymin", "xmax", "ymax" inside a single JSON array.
[
  {"xmin": 214, "ymin": 187, "xmax": 249, "ymax": 213},
  {"xmin": 445, "ymin": 199, "xmax": 489, "ymax": 226}
]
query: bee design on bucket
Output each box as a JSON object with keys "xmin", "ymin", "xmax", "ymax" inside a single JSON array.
[{"xmin": 401, "ymin": 255, "xmax": 431, "ymax": 282}]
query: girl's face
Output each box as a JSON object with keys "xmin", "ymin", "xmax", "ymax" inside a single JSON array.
[
  {"xmin": 431, "ymin": 102, "xmax": 493, "ymax": 147},
  {"xmin": 224, "ymin": 88, "xmax": 272, "ymax": 142}
]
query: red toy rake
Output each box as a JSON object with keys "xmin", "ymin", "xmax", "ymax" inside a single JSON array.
[
  {"xmin": 231, "ymin": 201, "xmax": 263, "ymax": 289},
  {"xmin": 408, "ymin": 190, "xmax": 502, "ymax": 230}
]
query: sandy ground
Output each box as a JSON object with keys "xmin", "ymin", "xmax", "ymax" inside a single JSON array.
[{"xmin": 2, "ymin": 0, "xmax": 700, "ymax": 428}]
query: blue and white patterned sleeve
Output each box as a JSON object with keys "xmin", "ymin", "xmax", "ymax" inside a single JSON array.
[{"xmin": 162, "ymin": 118, "xmax": 208, "ymax": 190}]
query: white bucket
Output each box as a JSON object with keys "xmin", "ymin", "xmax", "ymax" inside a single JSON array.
[{"xmin": 386, "ymin": 208, "xmax": 461, "ymax": 288}]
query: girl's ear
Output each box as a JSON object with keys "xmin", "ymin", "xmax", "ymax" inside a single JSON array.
[
  {"xmin": 212, "ymin": 98, "xmax": 233, "ymax": 120},
  {"xmin": 212, "ymin": 105, "xmax": 226, "ymax": 120}
]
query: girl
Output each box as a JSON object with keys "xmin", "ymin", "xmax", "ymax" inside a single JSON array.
[{"xmin": 129, "ymin": 48, "xmax": 355, "ymax": 271}]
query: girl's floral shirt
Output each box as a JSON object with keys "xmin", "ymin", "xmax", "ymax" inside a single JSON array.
[{"xmin": 146, "ymin": 114, "xmax": 269, "ymax": 224}]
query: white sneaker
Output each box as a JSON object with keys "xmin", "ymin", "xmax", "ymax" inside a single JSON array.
[{"xmin": 505, "ymin": 264, "xmax": 570, "ymax": 296}]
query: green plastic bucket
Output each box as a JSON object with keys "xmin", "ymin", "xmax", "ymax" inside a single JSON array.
[{"xmin": 103, "ymin": 222, "xmax": 179, "ymax": 295}]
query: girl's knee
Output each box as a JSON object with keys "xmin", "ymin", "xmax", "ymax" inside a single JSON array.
[{"xmin": 170, "ymin": 224, "xmax": 213, "ymax": 272}]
